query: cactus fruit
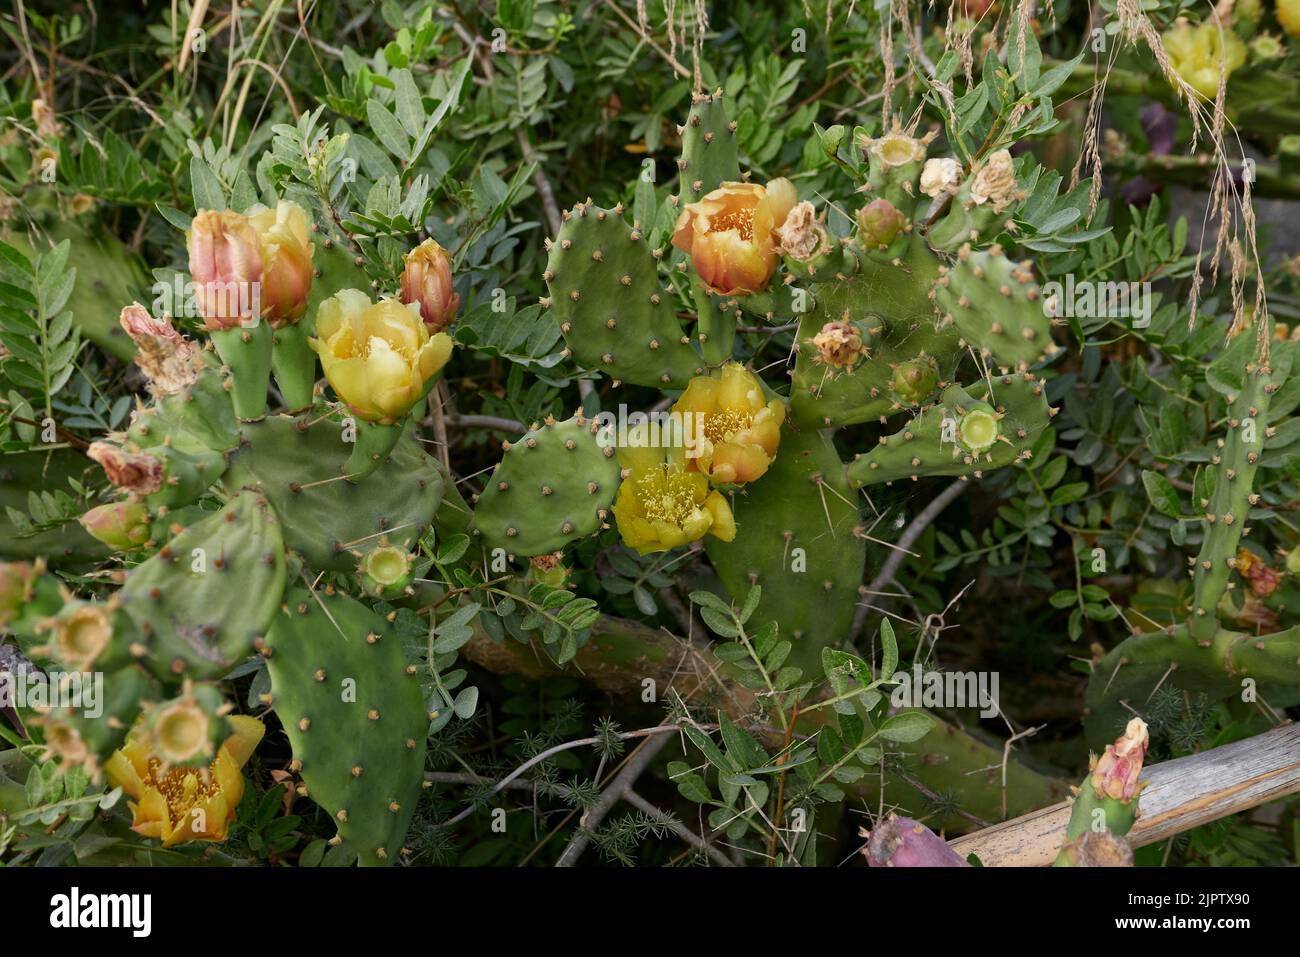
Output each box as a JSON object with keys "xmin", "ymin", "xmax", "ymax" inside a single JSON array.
[
  {"xmin": 471, "ymin": 413, "xmax": 621, "ymax": 557},
  {"xmin": 223, "ymin": 414, "xmax": 443, "ymax": 571},
  {"xmin": 863, "ymin": 814, "xmax": 969, "ymax": 867},
  {"xmin": 544, "ymin": 200, "xmax": 703, "ymax": 389},
  {"xmin": 264, "ymin": 586, "xmax": 428, "ymax": 867},
  {"xmin": 118, "ymin": 491, "xmax": 285, "ymax": 680}
]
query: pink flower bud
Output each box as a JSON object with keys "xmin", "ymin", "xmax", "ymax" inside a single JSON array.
[
  {"xmin": 400, "ymin": 239, "xmax": 460, "ymax": 333},
  {"xmin": 87, "ymin": 442, "xmax": 164, "ymax": 497},
  {"xmin": 1091, "ymin": 717, "xmax": 1149, "ymax": 802},
  {"xmin": 187, "ymin": 209, "xmax": 264, "ymax": 331},
  {"xmin": 119, "ymin": 303, "xmax": 198, "ymax": 395}
]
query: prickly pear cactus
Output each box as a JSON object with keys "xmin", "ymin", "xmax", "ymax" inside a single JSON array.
[
  {"xmin": 265, "ymin": 587, "xmax": 428, "ymax": 867},
  {"xmin": 471, "ymin": 413, "xmax": 621, "ymax": 557}
]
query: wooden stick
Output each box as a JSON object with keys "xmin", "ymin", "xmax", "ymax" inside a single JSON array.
[{"xmin": 950, "ymin": 723, "xmax": 1300, "ymax": 866}]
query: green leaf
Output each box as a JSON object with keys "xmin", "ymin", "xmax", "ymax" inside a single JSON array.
[
  {"xmin": 189, "ymin": 155, "xmax": 226, "ymax": 211},
  {"xmin": 877, "ymin": 711, "xmax": 936, "ymax": 744},
  {"xmin": 1140, "ymin": 469, "xmax": 1181, "ymax": 518}
]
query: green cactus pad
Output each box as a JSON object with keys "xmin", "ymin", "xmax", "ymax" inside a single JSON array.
[
  {"xmin": 931, "ymin": 245, "xmax": 1057, "ymax": 368},
  {"xmin": 141, "ymin": 436, "xmax": 229, "ymax": 509},
  {"xmin": 544, "ymin": 201, "xmax": 703, "ymax": 389},
  {"xmin": 789, "ymin": 245, "xmax": 959, "ymax": 428},
  {"xmin": 265, "ymin": 586, "xmax": 428, "ymax": 867},
  {"xmin": 125, "ymin": 360, "xmax": 240, "ymax": 455},
  {"xmin": 223, "ymin": 413, "xmax": 444, "ymax": 571},
  {"xmin": 1084, "ymin": 624, "xmax": 1300, "ymax": 748},
  {"xmin": 847, "ymin": 373, "xmax": 1052, "ymax": 487},
  {"xmin": 471, "ymin": 413, "xmax": 621, "ymax": 558},
  {"xmin": 119, "ymin": 491, "xmax": 286, "ymax": 680},
  {"xmin": 677, "ymin": 89, "xmax": 741, "ymax": 207},
  {"xmin": 704, "ymin": 425, "xmax": 864, "ymax": 673},
  {"xmin": 1190, "ymin": 340, "xmax": 1294, "ymax": 639}
]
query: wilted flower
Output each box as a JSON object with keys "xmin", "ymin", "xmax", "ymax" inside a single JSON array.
[
  {"xmin": 311, "ymin": 289, "xmax": 454, "ymax": 423},
  {"xmin": 246, "ymin": 201, "xmax": 314, "ymax": 327},
  {"xmin": 400, "ymin": 238, "xmax": 460, "ymax": 332},
  {"xmin": 671, "ymin": 179, "xmax": 798, "ymax": 296},
  {"xmin": 187, "ymin": 209, "xmax": 264, "ymax": 331},
  {"xmin": 80, "ymin": 501, "xmax": 151, "ymax": 550},
  {"xmin": 919, "ymin": 157, "xmax": 963, "ymax": 198},
  {"xmin": 773, "ymin": 201, "xmax": 830, "ymax": 262},
  {"xmin": 31, "ymin": 98, "xmax": 63, "ymax": 140},
  {"xmin": 1090, "ymin": 717, "xmax": 1148, "ymax": 802},
  {"xmin": 612, "ymin": 431, "xmax": 736, "ymax": 555},
  {"xmin": 106, "ymin": 714, "xmax": 264, "ymax": 848},
  {"xmin": 671, "ymin": 362, "xmax": 785, "ymax": 485},
  {"xmin": 87, "ymin": 442, "xmax": 164, "ymax": 497},
  {"xmin": 969, "ymin": 149, "xmax": 1017, "ymax": 211},
  {"xmin": 1162, "ymin": 19, "xmax": 1247, "ymax": 99},
  {"xmin": 119, "ymin": 303, "xmax": 198, "ymax": 396},
  {"xmin": 1236, "ymin": 548, "xmax": 1283, "ymax": 597},
  {"xmin": 811, "ymin": 317, "xmax": 867, "ymax": 370}
]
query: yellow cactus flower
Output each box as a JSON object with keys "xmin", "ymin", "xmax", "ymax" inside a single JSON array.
[
  {"xmin": 671, "ymin": 179, "xmax": 798, "ymax": 296},
  {"xmin": 1161, "ymin": 19, "xmax": 1247, "ymax": 99},
  {"xmin": 246, "ymin": 200, "xmax": 314, "ymax": 327},
  {"xmin": 311, "ymin": 289, "xmax": 454, "ymax": 423},
  {"xmin": 105, "ymin": 715, "xmax": 264, "ymax": 848},
  {"xmin": 1279, "ymin": 0, "xmax": 1300, "ymax": 39},
  {"xmin": 671, "ymin": 362, "xmax": 785, "ymax": 486},
  {"xmin": 612, "ymin": 432, "xmax": 736, "ymax": 555}
]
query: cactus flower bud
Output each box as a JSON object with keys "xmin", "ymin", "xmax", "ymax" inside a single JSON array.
[
  {"xmin": 400, "ymin": 238, "xmax": 460, "ymax": 333},
  {"xmin": 812, "ymin": 317, "xmax": 868, "ymax": 370},
  {"xmin": 672, "ymin": 362, "xmax": 785, "ymax": 486},
  {"xmin": 311, "ymin": 289, "xmax": 454, "ymax": 424},
  {"xmin": 106, "ymin": 712, "xmax": 264, "ymax": 846},
  {"xmin": 1235, "ymin": 548, "xmax": 1283, "ymax": 597},
  {"xmin": 119, "ymin": 303, "xmax": 199, "ymax": 396},
  {"xmin": 1091, "ymin": 717, "xmax": 1148, "ymax": 802},
  {"xmin": 87, "ymin": 442, "xmax": 164, "ymax": 497},
  {"xmin": 611, "ymin": 429, "xmax": 736, "ymax": 555},
  {"xmin": 246, "ymin": 201, "xmax": 314, "ymax": 327},
  {"xmin": 856, "ymin": 199, "xmax": 907, "ymax": 248},
  {"xmin": 891, "ymin": 353, "xmax": 940, "ymax": 405},
  {"xmin": 80, "ymin": 502, "xmax": 151, "ymax": 550},
  {"xmin": 187, "ymin": 209, "xmax": 264, "ymax": 331},
  {"xmin": 1161, "ymin": 19, "xmax": 1247, "ymax": 99},
  {"xmin": 671, "ymin": 179, "xmax": 798, "ymax": 296},
  {"xmin": 919, "ymin": 157, "xmax": 963, "ymax": 198}
]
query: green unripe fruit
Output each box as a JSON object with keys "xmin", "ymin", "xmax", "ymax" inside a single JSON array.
[
  {"xmin": 857, "ymin": 199, "xmax": 906, "ymax": 249},
  {"xmin": 80, "ymin": 502, "xmax": 151, "ymax": 550},
  {"xmin": 891, "ymin": 353, "xmax": 939, "ymax": 405}
]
